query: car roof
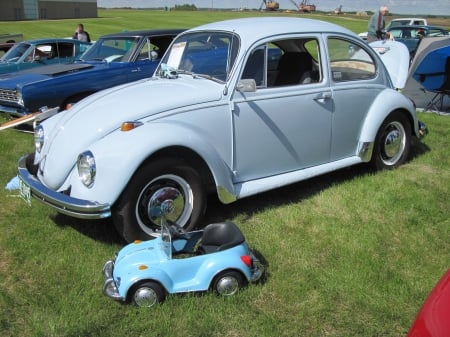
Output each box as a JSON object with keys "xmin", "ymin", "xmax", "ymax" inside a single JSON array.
[
  {"xmin": 185, "ymin": 17, "xmax": 356, "ymax": 42},
  {"xmin": 388, "ymin": 25, "xmax": 447, "ymax": 31},
  {"xmin": 17, "ymin": 38, "xmax": 90, "ymax": 44},
  {"xmin": 99, "ymin": 29, "xmax": 185, "ymax": 39},
  {"xmin": 390, "ymin": 18, "xmax": 426, "ymax": 21}
]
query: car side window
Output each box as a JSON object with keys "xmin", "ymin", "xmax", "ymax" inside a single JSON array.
[
  {"xmin": 57, "ymin": 42, "xmax": 76, "ymax": 58},
  {"xmin": 328, "ymin": 38, "xmax": 376, "ymax": 82},
  {"xmin": 137, "ymin": 39, "xmax": 159, "ymax": 61},
  {"xmin": 241, "ymin": 38, "xmax": 321, "ymax": 88}
]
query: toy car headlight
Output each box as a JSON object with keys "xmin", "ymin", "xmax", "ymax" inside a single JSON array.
[
  {"xmin": 77, "ymin": 151, "xmax": 96, "ymax": 188},
  {"xmin": 34, "ymin": 124, "xmax": 44, "ymax": 153}
]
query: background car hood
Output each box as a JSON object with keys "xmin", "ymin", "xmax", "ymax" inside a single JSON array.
[
  {"xmin": 39, "ymin": 76, "xmax": 223, "ymax": 190},
  {"xmin": 0, "ymin": 63, "xmax": 94, "ymax": 88}
]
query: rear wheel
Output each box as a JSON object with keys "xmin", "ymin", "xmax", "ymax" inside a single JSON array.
[
  {"xmin": 371, "ymin": 111, "xmax": 411, "ymax": 170},
  {"xmin": 212, "ymin": 271, "xmax": 247, "ymax": 296},
  {"xmin": 112, "ymin": 158, "xmax": 206, "ymax": 242}
]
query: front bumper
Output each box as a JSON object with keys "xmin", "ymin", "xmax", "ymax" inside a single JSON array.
[
  {"xmin": 17, "ymin": 154, "xmax": 111, "ymax": 219},
  {"xmin": 0, "ymin": 104, "xmax": 28, "ymax": 118},
  {"xmin": 102, "ymin": 260, "xmax": 124, "ymax": 301}
]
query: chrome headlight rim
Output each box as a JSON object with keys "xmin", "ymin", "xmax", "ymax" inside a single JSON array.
[
  {"xmin": 34, "ymin": 124, "xmax": 44, "ymax": 154},
  {"xmin": 77, "ymin": 150, "xmax": 96, "ymax": 188}
]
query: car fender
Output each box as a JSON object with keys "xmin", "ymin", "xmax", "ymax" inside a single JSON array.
[
  {"xmin": 68, "ymin": 120, "xmax": 236, "ymax": 206},
  {"xmin": 358, "ymin": 88, "xmax": 417, "ymax": 144},
  {"xmin": 120, "ymin": 267, "xmax": 175, "ymax": 299}
]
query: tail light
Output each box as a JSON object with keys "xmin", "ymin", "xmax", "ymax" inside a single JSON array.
[{"xmin": 240, "ymin": 255, "xmax": 252, "ymax": 267}]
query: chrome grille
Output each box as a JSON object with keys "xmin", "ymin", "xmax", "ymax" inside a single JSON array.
[{"xmin": 0, "ymin": 89, "xmax": 19, "ymax": 103}]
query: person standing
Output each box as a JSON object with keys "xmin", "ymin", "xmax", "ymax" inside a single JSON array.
[
  {"xmin": 367, "ymin": 6, "xmax": 389, "ymax": 42},
  {"xmin": 73, "ymin": 23, "xmax": 91, "ymax": 43}
]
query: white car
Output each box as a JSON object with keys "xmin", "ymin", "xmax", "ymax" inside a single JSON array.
[
  {"xmin": 359, "ymin": 17, "xmax": 428, "ymax": 40},
  {"xmin": 18, "ymin": 17, "xmax": 427, "ymax": 242}
]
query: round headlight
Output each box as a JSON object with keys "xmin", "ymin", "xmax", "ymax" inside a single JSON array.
[
  {"xmin": 77, "ymin": 151, "xmax": 96, "ymax": 188},
  {"xmin": 34, "ymin": 124, "xmax": 44, "ymax": 153}
]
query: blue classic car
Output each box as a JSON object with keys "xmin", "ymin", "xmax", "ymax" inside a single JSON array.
[
  {"xmin": 0, "ymin": 38, "xmax": 92, "ymax": 74},
  {"xmin": 18, "ymin": 17, "xmax": 427, "ymax": 243},
  {"xmin": 0, "ymin": 29, "xmax": 183, "ymax": 117},
  {"xmin": 103, "ymin": 203, "xmax": 263, "ymax": 307}
]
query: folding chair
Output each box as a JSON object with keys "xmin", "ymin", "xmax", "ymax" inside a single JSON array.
[{"xmin": 422, "ymin": 57, "xmax": 450, "ymax": 112}]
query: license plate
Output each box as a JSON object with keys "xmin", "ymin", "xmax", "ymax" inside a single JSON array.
[{"xmin": 19, "ymin": 178, "xmax": 31, "ymax": 206}]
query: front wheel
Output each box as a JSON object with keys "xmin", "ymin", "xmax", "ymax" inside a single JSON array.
[
  {"xmin": 371, "ymin": 111, "xmax": 411, "ymax": 170},
  {"xmin": 112, "ymin": 158, "xmax": 206, "ymax": 242},
  {"xmin": 212, "ymin": 271, "xmax": 247, "ymax": 296},
  {"xmin": 131, "ymin": 281, "xmax": 166, "ymax": 307}
]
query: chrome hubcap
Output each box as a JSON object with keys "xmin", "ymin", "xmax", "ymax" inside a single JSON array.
[
  {"xmin": 136, "ymin": 174, "xmax": 193, "ymax": 235},
  {"xmin": 134, "ymin": 287, "xmax": 158, "ymax": 307},
  {"xmin": 216, "ymin": 276, "xmax": 239, "ymax": 296},
  {"xmin": 382, "ymin": 121, "xmax": 405, "ymax": 165}
]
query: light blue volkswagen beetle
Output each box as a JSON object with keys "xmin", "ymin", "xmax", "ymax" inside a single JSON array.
[
  {"xmin": 102, "ymin": 203, "xmax": 263, "ymax": 307},
  {"xmin": 18, "ymin": 17, "xmax": 427, "ymax": 242}
]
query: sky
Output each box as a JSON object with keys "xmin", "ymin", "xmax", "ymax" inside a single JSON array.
[{"xmin": 97, "ymin": 0, "xmax": 450, "ymax": 16}]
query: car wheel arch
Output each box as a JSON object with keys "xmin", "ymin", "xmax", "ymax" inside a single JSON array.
[
  {"xmin": 126, "ymin": 278, "xmax": 169, "ymax": 303},
  {"xmin": 210, "ymin": 269, "xmax": 248, "ymax": 295}
]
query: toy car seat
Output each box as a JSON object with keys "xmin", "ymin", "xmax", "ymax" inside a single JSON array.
[{"xmin": 197, "ymin": 222, "xmax": 245, "ymax": 254}]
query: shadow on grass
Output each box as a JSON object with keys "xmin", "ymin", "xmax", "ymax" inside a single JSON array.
[
  {"xmin": 52, "ymin": 214, "xmax": 126, "ymax": 245},
  {"xmin": 50, "ymin": 139, "xmax": 430, "ymax": 244},
  {"xmin": 205, "ymin": 139, "xmax": 431, "ymax": 224}
]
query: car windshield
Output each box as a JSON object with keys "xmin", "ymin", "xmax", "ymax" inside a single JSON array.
[
  {"xmin": 161, "ymin": 221, "xmax": 172, "ymax": 259},
  {"xmin": 157, "ymin": 31, "xmax": 240, "ymax": 82},
  {"xmin": 80, "ymin": 36, "xmax": 140, "ymax": 62},
  {"xmin": 0, "ymin": 43, "xmax": 30, "ymax": 62}
]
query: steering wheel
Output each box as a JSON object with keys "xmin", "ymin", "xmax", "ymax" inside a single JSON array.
[{"xmin": 168, "ymin": 221, "xmax": 191, "ymax": 240}]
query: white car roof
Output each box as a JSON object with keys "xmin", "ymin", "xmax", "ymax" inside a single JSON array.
[{"xmin": 186, "ymin": 17, "xmax": 357, "ymax": 42}]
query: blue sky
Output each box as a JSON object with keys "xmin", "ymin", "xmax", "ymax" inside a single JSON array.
[{"xmin": 98, "ymin": 0, "xmax": 450, "ymax": 16}]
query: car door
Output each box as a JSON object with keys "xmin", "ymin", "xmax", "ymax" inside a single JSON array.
[
  {"xmin": 231, "ymin": 36, "xmax": 333, "ymax": 183},
  {"xmin": 326, "ymin": 37, "xmax": 382, "ymax": 161},
  {"xmin": 127, "ymin": 37, "xmax": 164, "ymax": 81}
]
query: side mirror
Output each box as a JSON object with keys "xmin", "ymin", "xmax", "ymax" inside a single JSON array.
[{"xmin": 236, "ymin": 79, "xmax": 256, "ymax": 92}]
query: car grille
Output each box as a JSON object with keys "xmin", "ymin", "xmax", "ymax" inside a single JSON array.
[{"xmin": 0, "ymin": 88, "xmax": 20, "ymax": 103}]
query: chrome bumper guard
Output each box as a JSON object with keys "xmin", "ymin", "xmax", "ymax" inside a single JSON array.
[
  {"xmin": 249, "ymin": 251, "xmax": 264, "ymax": 283},
  {"xmin": 102, "ymin": 260, "xmax": 124, "ymax": 301},
  {"xmin": 17, "ymin": 154, "xmax": 111, "ymax": 219},
  {"xmin": 418, "ymin": 120, "xmax": 428, "ymax": 139}
]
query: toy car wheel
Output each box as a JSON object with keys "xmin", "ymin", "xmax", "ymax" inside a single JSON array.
[
  {"xmin": 371, "ymin": 111, "xmax": 411, "ymax": 170},
  {"xmin": 113, "ymin": 157, "xmax": 206, "ymax": 242},
  {"xmin": 131, "ymin": 281, "xmax": 166, "ymax": 307},
  {"xmin": 212, "ymin": 270, "xmax": 247, "ymax": 296}
]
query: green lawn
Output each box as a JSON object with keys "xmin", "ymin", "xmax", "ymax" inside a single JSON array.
[{"xmin": 0, "ymin": 9, "xmax": 449, "ymax": 337}]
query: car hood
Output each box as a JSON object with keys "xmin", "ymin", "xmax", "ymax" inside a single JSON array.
[
  {"xmin": 114, "ymin": 239, "xmax": 167, "ymax": 269},
  {"xmin": 39, "ymin": 76, "xmax": 224, "ymax": 190},
  {"xmin": 370, "ymin": 40, "xmax": 410, "ymax": 89},
  {"xmin": 0, "ymin": 63, "xmax": 94, "ymax": 88}
]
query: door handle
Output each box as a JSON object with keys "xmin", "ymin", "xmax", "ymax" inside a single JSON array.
[{"xmin": 314, "ymin": 92, "xmax": 332, "ymax": 102}]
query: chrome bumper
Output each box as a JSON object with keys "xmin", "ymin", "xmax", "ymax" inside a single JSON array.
[
  {"xmin": 249, "ymin": 251, "xmax": 264, "ymax": 283},
  {"xmin": 102, "ymin": 260, "xmax": 124, "ymax": 301},
  {"xmin": 17, "ymin": 154, "xmax": 111, "ymax": 219}
]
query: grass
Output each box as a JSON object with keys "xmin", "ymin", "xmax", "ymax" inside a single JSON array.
[{"xmin": 1, "ymin": 9, "xmax": 450, "ymax": 337}]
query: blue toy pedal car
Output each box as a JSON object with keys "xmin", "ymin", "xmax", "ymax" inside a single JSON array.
[{"xmin": 102, "ymin": 202, "xmax": 263, "ymax": 307}]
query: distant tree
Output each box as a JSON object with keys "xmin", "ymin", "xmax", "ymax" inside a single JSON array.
[{"xmin": 173, "ymin": 4, "xmax": 197, "ymax": 11}]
